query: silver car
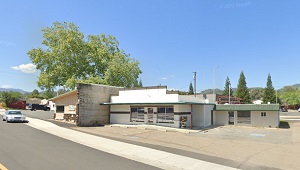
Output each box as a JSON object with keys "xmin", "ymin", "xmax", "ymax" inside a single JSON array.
[{"xmin": 2, "ymin": 110, "xmax": 27, "ymax": 123}]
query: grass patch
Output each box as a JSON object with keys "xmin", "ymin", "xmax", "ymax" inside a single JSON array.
[{"xmin": 279, "ymin": 120, "xmax": 290, "ymax": 129}]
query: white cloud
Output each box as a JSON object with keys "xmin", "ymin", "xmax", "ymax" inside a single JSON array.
[
  {"xmin": 161, "ymin": 77, "xmax": 168, "ymax": 80},
  {"xmin": 0, "ymin": 84, "xmax": 12, "ymax": 88},
  {"xmin": 168, "ymin": 88, "xmax": 178, "ymax": 91},
  {"xmin": 11, "ymin": 63, "xmax": 36, "ymax": 73}
]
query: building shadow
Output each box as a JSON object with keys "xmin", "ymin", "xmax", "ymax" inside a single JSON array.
[{"xmin": 279, "ymin": 120, "xmax": 290, "ymax": 129}]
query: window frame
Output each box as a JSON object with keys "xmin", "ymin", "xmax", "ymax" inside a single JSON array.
[
  {"xmin": 157, "ymin": 106, "xmax": 174, "ymax": 123},
  {"xmin": 130, "ymin": 107, "xmax": 145, "ymax": 122}
]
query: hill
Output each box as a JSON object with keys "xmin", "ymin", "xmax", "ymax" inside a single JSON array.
[{"xmin": 0, "ymin": 88, "xmax": 27, "ymax": 94}]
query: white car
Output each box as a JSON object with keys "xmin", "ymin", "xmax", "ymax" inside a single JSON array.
[
  {"xmin": 298, "ymin": 108, "xmax": 300, "ymax": 112},
  {"xmin": 2, "ymin": 110, "xmax": 27, "ymax": 123}
]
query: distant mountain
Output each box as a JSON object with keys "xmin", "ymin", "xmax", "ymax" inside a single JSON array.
[
  {"xmin": 290, "ymin": 84, "xmax": 300, "ymax": 89},
  {"xmin": 200, "ymin": 88, "xmax": 223, "ymax": 95},
  {"xmin": 277, "ymin": 84, "xmax": 300, "ymax": 94},
  {"xmin": 0, "ymin": 88, "xmax": 28, "ymax": 94}
]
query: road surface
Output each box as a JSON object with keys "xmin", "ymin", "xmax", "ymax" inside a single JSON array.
[{"xmin": 0, "ymin": 120, "xmax": 160, "ymax": 170}]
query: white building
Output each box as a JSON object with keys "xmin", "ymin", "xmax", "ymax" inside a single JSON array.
[
  {"xmin": 101, "ymin": 86, "xmax": 215, "ymax": 128},
  {"xmin": 49, "ymin": 84, "xmax": 280, "ymax": 128},
  {"xmin": 213, "ymin": 104, "xmax": 280, "ymax": 128}
]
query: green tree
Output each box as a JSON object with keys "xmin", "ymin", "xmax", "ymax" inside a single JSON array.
[
  {"xmin": 236, "ymin": 71, "xmax": 251, "ymax": 103},
  {"xmin": 249, "ymin": 88, "xmax": 264, "ymax": 101},
  {"xmin": 263, "ymin": 74, "xmax": 276, "ymax": 104},
  {"xmin": 31, "ymin": 89, "xmax": 40, "ymax": 98},
  {"xmin": 222, "ymin": 76, "xmax": 233, "ymax": 96},
  {"xmin": 1, "ymin": 91, "xmax": 23, "ymax": 106},
  {"xmin": 28, "ymin": 21, "xmax": 142, "ymax": 91},
  {"xmin": 138, "ymin": 79, "xmax": 143, "ymax": 87},
  {"xmin": 40, "ymin": 90, "xmax": 55, "ymax": 99},
  {"xmin": 280, "ymin": 87, "xmax": 300, "ymax": 109},
  {"xmin": 188, "ymin": 82, "xmax": 194, "ymax": 95}
]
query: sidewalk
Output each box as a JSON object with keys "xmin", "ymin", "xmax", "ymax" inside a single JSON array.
[
  {"xmin": 106, "ymin": 124, "xmax": 203, "ymax": 133},
  {"xmin": 26, "ymin": 117, "xmax": 237, "ymax": 170}
]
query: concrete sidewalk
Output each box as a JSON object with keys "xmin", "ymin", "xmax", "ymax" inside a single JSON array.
[
  {"xmin": 25, "ymin": 117, "xmax": 237, "ymax": 170},
  {"xmin": 106, "ymin": 124, "xmax": 202, "ymax": 133}
]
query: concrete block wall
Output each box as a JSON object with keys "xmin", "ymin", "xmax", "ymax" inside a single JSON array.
[{"xmin": 77, "ymin": 83, "xmax": 120, "ymax": 126}]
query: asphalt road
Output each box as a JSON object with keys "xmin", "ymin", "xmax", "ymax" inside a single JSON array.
[
  {"xmin": 0, "ymin": 120, "xmax": 160, "ymax": 170},
  {"xmin": 21, "ymin": 109, "xmax": 54, "ymax": 120}
]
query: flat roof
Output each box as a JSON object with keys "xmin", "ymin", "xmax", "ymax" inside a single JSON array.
[
  {"xmin": 100, "ymin": 102, "xmax": 215, "ymax": 106},
  {"xmin": 215, "ymin": 104, "xmax": 280, "ymax": 111}
]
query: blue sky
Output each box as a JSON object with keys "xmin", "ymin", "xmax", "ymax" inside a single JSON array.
[{"xmin": 0, "ymin": 0, "xmax": 299, "ymax": 92}]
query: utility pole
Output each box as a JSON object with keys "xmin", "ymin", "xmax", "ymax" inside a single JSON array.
[
  {"xmin": 193, "ymin": 71, "xmax": 197, "ymax": 97},
  {"xmin": 213, "ymin": 66, "xmax": 218, "ymax": 101},
  {"xmin": 276, "ymin": 90, "xmax": 278, "ymax": 104},
  {"xmin": 229, "ymin": 84, "xmax": 231, "ymax": 104}
]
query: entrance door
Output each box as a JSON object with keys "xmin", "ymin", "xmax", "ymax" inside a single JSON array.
[
  {"xmin": 228, "ymin": 111, "xmax": 234, "ymax": 125},
  {"xmin": 148, "ymin": 108, "xmax": 154, "ymax": 123}
]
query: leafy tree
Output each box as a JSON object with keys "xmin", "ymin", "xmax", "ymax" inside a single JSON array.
[
  {"xmin": 280, "ymin": 87, "xmax": 300, "ymax": 109},
  {"xmin": 188, "ymin": 82, "xmax": 194, "ymax": 95},
  {"xmin": 31, "ymin": 89, "xmax": 40, "ymax": 98},
  {"xmin": 236, "ymin": 71, "xmax": 251, "ymax": 103},
  {"xmin": 249, "ymin": 88, "xmax": 264, "ymax": 101},
  {"xmin": 28, "ymin": 21, "xmax": 142, "ymax": 91},
  {"xmin": 0, "ymin": 91, "xmax": 23, "ymax": 106},
  {"xmin": 40, "ymin": 90, "xmax": 55, "ymax": 99},
  {"xmin": 263, "ymin": 74, "xmax": 276, "ymax": 104},
  {"xmin": 57, "ymin": 89, "xmax": 67, "ymax": 95},
  {"xmin": 222, "ymin": 76, "xmax": 233, "ymax": 96}
]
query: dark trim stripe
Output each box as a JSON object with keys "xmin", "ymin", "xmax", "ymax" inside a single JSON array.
[
  {"xmin": 110, "ymin": 112, "xmax": 130, "ymax": 114},
  {"xmin": 174, "ymin": 112, "xmax": 191, "ymax": 115}
]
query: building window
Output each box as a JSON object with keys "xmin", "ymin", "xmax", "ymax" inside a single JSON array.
[
  {"xmin": 157, "ymin": 107, "xmax": 174, "ymax": 123},
  {"xmin": 261, "ymin": 112, "xmax": 266, "ymax": 117},
  {"xmin": 237, "ymin": 111, "xmax": 251, "ymax": 124},
  {"xmin": 130, "ymin": 107, "xmax": 144, "ymax": 122}
]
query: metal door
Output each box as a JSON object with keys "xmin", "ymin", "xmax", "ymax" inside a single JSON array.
[
  {"xmin": 228, "ymin": 111, "xmax": 234, "ymax": 125},
  {"xmin": 148, "ymin": 108, "xmax": 154, "ymax": 123}
]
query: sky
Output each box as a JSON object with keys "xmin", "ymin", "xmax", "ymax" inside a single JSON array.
[{"xmin": 0, "ymin": 0, "xmax": 300, "ymax": 92}]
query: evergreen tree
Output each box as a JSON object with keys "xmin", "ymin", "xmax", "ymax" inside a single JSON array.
[
  {"xmin": 236, "ymin": 71, "xmax": 251, "ymax": 103},
  {"xmin": 188, "ymin": 82, "xmax": 194, "ymax": 95},
  {"xmin": 222, "ymin": 76, "xmax": 234, "ymax": 96},
  {"xmin": 263, "ymin": 74, "xmax": 276, "ymax": 104},
  {"xmin": 138, "ymin": 79, "xmax": 143, "ymax": 87}
]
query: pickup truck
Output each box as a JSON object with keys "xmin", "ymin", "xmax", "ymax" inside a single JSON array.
[{"xmin": 30, "ymin": 104, "xmax": 50, "ymax": 111}]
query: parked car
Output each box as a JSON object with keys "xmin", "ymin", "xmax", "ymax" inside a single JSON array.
[
  {"xmin": 26, "ymin": 103, "xmax": 32, "ymax": 109},
  {"xmin": 30, "ymin": 104, "xmax": 50, "ymax": 111},
  {"xmin": 298, "ymin": 108, "xmax": 300, "ymax": 112},
  {"xmin": 281, "ymin": 107, "xmax": 288, "ymax": 112},
  {"xmin": 2, "ymin": 110, "xmax": 27, "ymax": 123}
]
